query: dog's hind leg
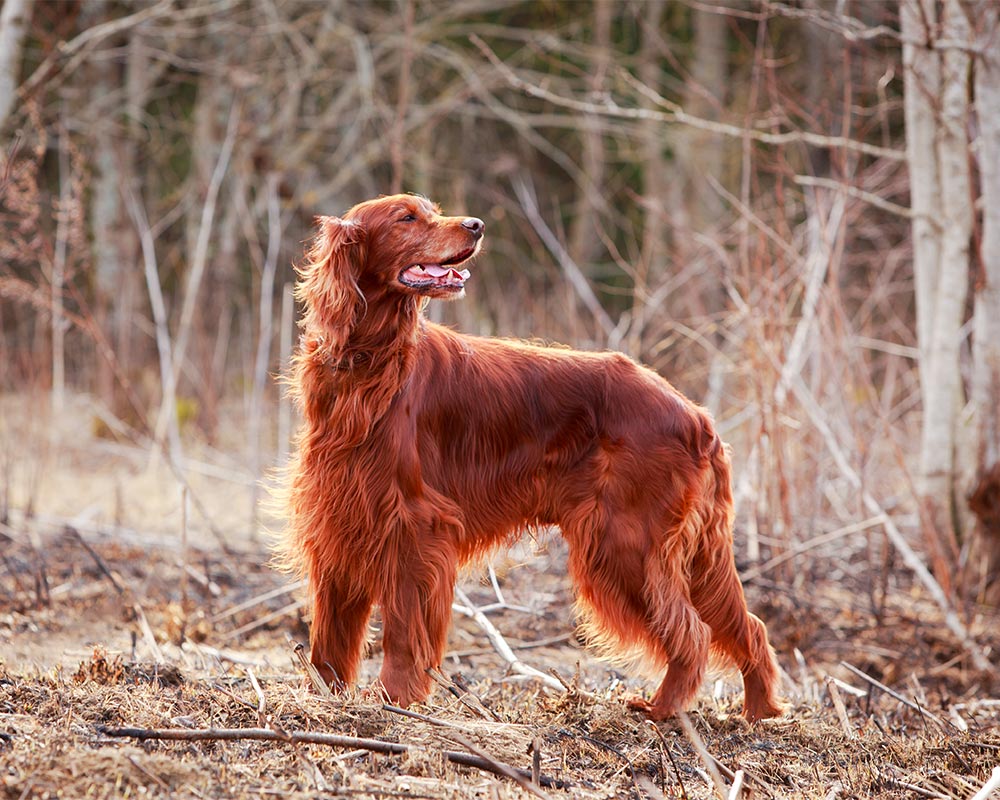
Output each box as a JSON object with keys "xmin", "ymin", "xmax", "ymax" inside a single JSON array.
[
  {"xmin": 690, "ymin": 552, "xmax": 783, "ymax": 721},
  {"xmin": 561, "ymin": 505, "xmax": 710, "ymax": 719},
  {"xmin": 635, "ymin": 560, "xmax": 713, "ymax": 720},
  {"xmin": 562, "ymin": 508, "xmax": 657, "ymax": 658}
]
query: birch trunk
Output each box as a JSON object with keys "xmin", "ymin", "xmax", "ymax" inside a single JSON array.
[
  {"xmin": 967, "ymin": 1, "xmax": 1000, "ymax": 603},
  {"xmin": 85, "ymin": 0, "xmax": 141, "ymax": 411},
  {"xmin": 902, "ymin": 0, "xmax": 967, "ymax": 584},
  {"xmin": 920, "ymin": 0, "xmax": 970, "ymax": 567},
  {"xmin": 901, "ymin": 0, "xmax": 941, "ymax": 389},
  {"xmin": 0, "ymin": 0, "xmax": 32, "ymax": 131}
]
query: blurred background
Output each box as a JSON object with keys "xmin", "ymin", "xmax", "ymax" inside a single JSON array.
[{"xmin": 1, "ymin": 0, "xmax": 998, "ymax": 638}]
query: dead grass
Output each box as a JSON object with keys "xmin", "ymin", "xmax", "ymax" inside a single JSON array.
[
  {"xmin": 1, "ymin": 391, "xmax": 998, "ymax": 799},
  {"xmin": 2, "ymin": 520, "xmax": 999, "ymax": 800}
]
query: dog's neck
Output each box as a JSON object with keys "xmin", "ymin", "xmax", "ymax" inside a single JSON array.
[{"xmin": 326, "ymin": 293, "xmax": 421, "ymax": 375}]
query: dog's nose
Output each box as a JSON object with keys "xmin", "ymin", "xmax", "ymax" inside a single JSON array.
[{"xmin": 462, "ymin": 217, "xmax": 485, "ymax": 238}]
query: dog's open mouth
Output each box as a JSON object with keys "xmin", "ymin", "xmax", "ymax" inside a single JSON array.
[{"xmin": 399, "ymin": 248, "xmax": 475, "ymax": 291}]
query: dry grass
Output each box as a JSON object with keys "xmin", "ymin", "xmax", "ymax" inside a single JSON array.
[
  {"xmin": 1, "ymin": 391, "xmax": 997, "ymax": 799},
  {"xmin": 2, "ymin": 521, "xmax": 999, "ymax": 800}
]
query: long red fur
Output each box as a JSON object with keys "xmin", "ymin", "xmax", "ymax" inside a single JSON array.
[{"xmin": 279, "ymin": 194, "xmax": 783, "ymax": 721}]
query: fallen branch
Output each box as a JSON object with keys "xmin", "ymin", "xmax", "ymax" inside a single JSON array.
[
  {"xmin": 447, "ymin": 731, "xmax": 551, "ymax": 800},
  {"xmin": 840, "ymin": 662, "xmax": 949, "ymax": 730},
  {"xmin": 96, "ymin": 725, "xmax": 571, "ymax": 790},
  {"xmin": 452, "ymin": 587, "xmax": 573, "ymax": 696},
  {"xmin": 678, "ymin": 713, "xmax": 727, "ymax": 800},
  {"xmin": 65, "ymin": 524, "xmax": 124, "ymax": 595},
  {"xmin": 825, "ymin": 677, "xmax": 857, "ymax": 739},
  {"xmin": 971, "ymin": 766, "xmax": 1000, "ymax": 800}
]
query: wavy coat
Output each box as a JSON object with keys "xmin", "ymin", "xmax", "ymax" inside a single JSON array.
[{"xmin": 281, "ymin": 194, "xmax": 783, "ymax": 721}]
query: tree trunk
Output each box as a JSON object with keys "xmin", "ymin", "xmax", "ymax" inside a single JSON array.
[
  {"xmin": 902, "ymin": 0, "xmax": 968, "ymax": 587},
  {"xmin": 0, "ymin": 0, "xmax": 32, "ymax": 132},
  {"xmin": 84, "ymin": 0, "xmax": 141, "ymax": 416},
  {"xmin": 967, "ymin": 0, "xmax": 1000, "ymax": 603},
  {"xmin": 901, "ymin": 0, "xmax": 941, "ymax": 387},
  {"xmin": 680, "ymin": 3, "xmax": 727, "ymax": 234},
  {"xmin": 567, "ymin": 0, "xmax": 611, "ymax": 278},
  {"xmin": 630, "ymin": 0, "xmax": 667, "ymax": 359}
]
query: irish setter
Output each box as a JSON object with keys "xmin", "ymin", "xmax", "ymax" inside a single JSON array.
[{"xmin": 280, "ymin": 194, "xmax": 783, "ymax": 722}]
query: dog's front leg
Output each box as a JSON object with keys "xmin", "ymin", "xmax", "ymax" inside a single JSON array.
[
  {"xmin": 309, "ymin": 568, "xmax": 374, "ymax": 691},
  {"xmin": 376, "ymin": 539, "xmax": 457, "ymax": 707}
]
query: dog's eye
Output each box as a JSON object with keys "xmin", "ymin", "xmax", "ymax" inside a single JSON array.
[{"xmin": 399, "ymin": 214, "xmax": 417, "ymax": 223}]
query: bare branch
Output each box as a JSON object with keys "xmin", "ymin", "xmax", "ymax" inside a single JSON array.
[{"xmin": 471, "ymin": 35, "xmax": 905, "ymax": 162}]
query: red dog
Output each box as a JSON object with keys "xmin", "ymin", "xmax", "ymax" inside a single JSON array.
[{"xmin": 281, "ymin": 194, "xmax": 782, "ymax": 721}]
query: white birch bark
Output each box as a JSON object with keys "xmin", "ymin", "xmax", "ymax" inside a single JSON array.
[
  {"xmin": 903, "ymin": 0, "xmax": 969, "ymax": 569},
  {"xmin": 84, "ymin": 0, "xmax": 129, "ymax": 405},
  {"xmin": 0, "ymin": 0, "xmax": 32, "ymax": 131},
  {"xmin": 968, "ymin": 1, "xmax": 1000, "ymax": 600},
  {"xmin": 901, "ymin": 0, "xmax": 941, "ymax": 386},
  {"xmin": 970, "ymin": 2, "xmax": 1000, "ymax": 474},
  {"xmin": 919, "ymin": 0, "xmax": 971, "ymax": 555}
]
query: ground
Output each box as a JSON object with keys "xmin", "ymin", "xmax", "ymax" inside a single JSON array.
[{"xmin": 1, "ymin": 395, "xmax": 999, "ymax": 799}]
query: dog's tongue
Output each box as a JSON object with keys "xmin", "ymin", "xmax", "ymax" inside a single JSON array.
[
  {"xmin": 401, "ymin": 264, "xmax": 471, "ymax": 285},
  {"xmin": 424, "ymin": 265, "xmax": 466, "ymax": 279}
]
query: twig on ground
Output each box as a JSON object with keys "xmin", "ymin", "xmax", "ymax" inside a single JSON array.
[
  {"xmin": 381, "ymin": 704, "xmax": 481, "ymax": 731},
  {"xmin": 66, "ymin": 525, "xmax": 124, "ymax": 595},
  {"xmin": 840, "ymin": 662, "xmax": 949, "ymax": 730},
  {"xmin": 883, "ymin": 777, "xmax": 947, "ymax": 799},
  {"xmin": 826, "ymin": 677, "xmax": 857, "ymax": 739},
  {"xmin": 291, "ymin": 641, "xmax": 334, "ymax": 698},
  {"xmin": 426, "ymin": 668, "xmax": 499, "ymax": 721},
  {"xmin": 452, "ymin": 586, "xmax": 573, "ymax": 696},
  {"xmin": 96, "ymin": 725, "xmax": 572, "ymax": 790},
  {"xmin": 446, "ymin": 731, "xmax": 551, "ymax": 800},
  {"xmin": 211, "ymin": 580, "xmax": 306, "ymax": 623},
  {"xmin": 125, "ymin": 754, "xmax": 171, "ymax": 792},
  {"xmin": 181, "ymin": 563, "xmax": 221, "ymax": 597},
  {"xmin": 678, "ymin": 713, "xmax": 727, "ymax": 800},
  {"xmin": 246, "ymin": 667, "xmax": 267, "ymax": 728},
  {"xmin": 727, "ymin": 770, "xmax": 746, "ymax": 800},
  {"xmin": 645, "ymin": 721, "xmax": 690, "ymax": 800},
  {"xmin": 133, "ymin": 602, "xmax": 165, "ymax": 664},
  {"xmin": 971, "ymin": 766, "xmax": 1000, "ymax": 800}
]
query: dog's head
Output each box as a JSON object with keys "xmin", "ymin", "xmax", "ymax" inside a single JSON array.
[
  {"xmin": 351, "ymin": 194, "xmax": 484, "ymax": 300},
  {"xmin": 296, "ymin": 194, "xmax": 484, "ymax": 348}
]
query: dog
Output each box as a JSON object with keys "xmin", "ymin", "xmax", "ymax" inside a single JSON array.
[{"xmin": 279, "ymin": 193, "xmax": 783, "ymax": 721}]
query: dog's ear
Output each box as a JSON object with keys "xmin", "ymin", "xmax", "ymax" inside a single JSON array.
[{"xmin": 296, "ymin": 216, "xmax": 367, "ymax": 351}]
